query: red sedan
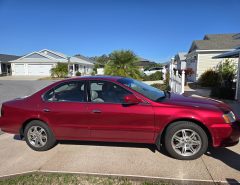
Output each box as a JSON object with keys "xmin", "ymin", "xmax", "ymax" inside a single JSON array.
[{"xmin": 0, "ymin": 76, "xmax": 239, "ymax": 160}]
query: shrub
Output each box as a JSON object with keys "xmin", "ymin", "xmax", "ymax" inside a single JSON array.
[
  {"xmin": 51, "ymin": 63, "xmax": 68, "ymax": 78},
  {"xmin": 216, "ymin": 59, "xmax": 237, "ymax": 89},
  {"xmin": 143, "ymin": 71, "xmax": 163, "ymax": 81},
  {"xmin": 211, "ymin": 87, "xmax": 235, "ymax": 100},
  {"xmin": 198, "ymin": 69, "xmax": 219, "ymax": 87},
  {"xmin": 75, "ymin": 71, "xmax": 81, "ymax": 76}
]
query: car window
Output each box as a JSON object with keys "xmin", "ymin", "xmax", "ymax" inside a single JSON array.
[
  {"xmin": 117, "ymin": 78, "xmax": 165, "ymax": 101},
  {"xmin": 89, "ymin": 81, "xmax": 131, "ymax": 103},
  {"xmin": 44, "ymin": 81, "xmax": 86, "ymax": 102}
]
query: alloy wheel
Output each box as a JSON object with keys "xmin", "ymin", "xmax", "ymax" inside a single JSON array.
[
  {"xmin": 27, "ymin": 126, "xmax": 48, "ymax": 148},
  {"xmin": 171, "ymin": 129, "xmax": 202, "ymax": 157}
]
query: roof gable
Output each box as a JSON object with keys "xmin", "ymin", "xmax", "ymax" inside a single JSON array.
[
  {"xmin": 24, "ymin": 53, "xmax": 50, "ymax": 59},
  {"xmin": 39, "ymin": 49, "xmax": 67, "ymax": 59},
  {"xmin": 188, "ymin": 33, "xmax": 240, "ymax": 53}
]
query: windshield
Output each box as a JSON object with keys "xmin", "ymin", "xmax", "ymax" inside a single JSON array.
[{"xmin": 117, "ymin": 78, "xmax": 166, "ymax": 101}]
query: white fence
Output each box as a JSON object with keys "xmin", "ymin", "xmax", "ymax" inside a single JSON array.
[{"xmin": 170, "ymin": 68, "xmax": 185, "ymax": 94}]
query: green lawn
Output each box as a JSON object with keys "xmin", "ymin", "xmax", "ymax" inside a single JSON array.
[{"xmin": 0, "ymin": 173, "xmax": 172, "ymax": 185}]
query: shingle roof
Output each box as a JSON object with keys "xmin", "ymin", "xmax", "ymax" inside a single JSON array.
[
  {"xmin": 189, "ymin": 33, "xmax": 240, "ymax": 53},
  {"xmin": 0, "ymin": 54, "xmax": 20, "ymax": 62},
  {"xmin": 74, "ymin": 54, "xmax": 96, "ymax": 64}
]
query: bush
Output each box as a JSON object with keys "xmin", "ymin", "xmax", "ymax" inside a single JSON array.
[
  {"xmin": 51, "ymin": 63, "xmax": 68, "ymax": 78},
  {"xmin": 151, "ymin": 83, "xmax": 170, "ymax": 91},
  {"xmin": 211, "ymin": 87, "xmax": 235, "ymax": 100},
  {"xmin": 143, "ymin": 71, "xmax": 163, "ymax": 81},
  {"xmin": 198, "ymin": 69, "xmax": 219, "ymax": 87},
  {"xmin": 75, "ymin": 71, "xmax": 81, "ymax": 76}
]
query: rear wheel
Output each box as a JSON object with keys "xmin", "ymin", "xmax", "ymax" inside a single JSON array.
[
  {"xmin": 164, "ymin": 121, "xmax": 208, "ymax": 160},
  {"xmin": 24, "ymin": 120, "xmax": 56, "ymax": 151}
]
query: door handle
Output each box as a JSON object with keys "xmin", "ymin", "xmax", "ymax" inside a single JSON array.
[
  {"xmin": 43, "ymin": 109, "xmax": 50, "ymax": 112},
  {"xmin": 92, "ymin": 109, "xmax": 102, "ymax": 113}
]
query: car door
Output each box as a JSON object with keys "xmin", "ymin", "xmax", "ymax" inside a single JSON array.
[
  {"xmin": 40, "ymin": 80, "xmax": 90, "ymax": 139},
  {"xmin": 86, "ymin": 80, "xmax": 155, "ymax": 143}
]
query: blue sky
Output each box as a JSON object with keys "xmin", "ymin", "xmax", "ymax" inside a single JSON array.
[{"xmin": 0, "ymin": 0, "xmax": 239, "ymax": 63}]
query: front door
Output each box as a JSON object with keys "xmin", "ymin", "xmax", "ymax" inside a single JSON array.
[{"xmin": 86, "ymin": 80, "xmax": 155, "ymax": 143}]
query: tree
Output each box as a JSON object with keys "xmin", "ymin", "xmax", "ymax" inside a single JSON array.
[
  {"xmin": 90, "ymin": 54, "xmax": 109, "ymax": 65},
  {"xmin": 104, "ymin": 50, "xmax": 141, "ymax": 79},
  {"xmin": 51, "ymin": 63, "xmax": 68, "ymax": 78},
  {"xmin": 216, "ymin": 58, "xmax": 237, "ymax": 88}
]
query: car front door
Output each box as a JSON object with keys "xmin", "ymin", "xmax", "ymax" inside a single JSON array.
[
  {"xmin": 40, "ymin": 80, "xmax": 90, "ymax": 139},
  {"xmin": 86, "ymin": 80, "xmax": 155, "ymax": 143}
]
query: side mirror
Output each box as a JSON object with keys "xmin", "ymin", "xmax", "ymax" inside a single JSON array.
[{"xmin": 123, "ymin": 94, "xmax": 141, "ymax": 105}]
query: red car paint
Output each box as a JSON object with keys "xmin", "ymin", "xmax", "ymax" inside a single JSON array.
[{"xmin": 0, "ymin": 76, "xmax": 239, "ymax": 147}]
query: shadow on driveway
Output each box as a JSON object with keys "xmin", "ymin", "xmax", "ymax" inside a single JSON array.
[
  {"xmin": 13, "ymin": 134, "xmax": 170, "ymax": 156},
  {"xmin": 206, "ymin": 147, "xmax": 240, "ymax": 171}
]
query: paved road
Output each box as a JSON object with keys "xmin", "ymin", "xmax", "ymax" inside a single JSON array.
[{"xmin": 0, "ymin": 80, "xmax": 239, "ymax": 184}]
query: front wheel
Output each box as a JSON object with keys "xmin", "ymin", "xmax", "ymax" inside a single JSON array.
[
  {"xmin": 24, "ymin": 120, "xmax": 56, "ymax": 151},
  {"xmin": 164, "ymin": 121, "xmax": 208, "ymax": 160}
]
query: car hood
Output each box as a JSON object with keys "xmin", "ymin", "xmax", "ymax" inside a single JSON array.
[{"xmin": 161, "ymin": 93, "xmax": 231, "ymax": 112}]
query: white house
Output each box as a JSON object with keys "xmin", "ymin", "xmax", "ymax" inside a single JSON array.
[
  {"xmin": 174, "ymin": 52, "xmax": 187, "ymax": 70},
  {"xmin": 8, "ymin": 49, "xmax": 95, "ymax": 76},
  {"xmin": 186, "ymin": 33, "xmax": 240, "ymax": 82}
]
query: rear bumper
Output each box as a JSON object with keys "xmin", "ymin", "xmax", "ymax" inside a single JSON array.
[
  {"xmin": 211, "ymin": 121, "xmax": 240, "ymax": 147},
  {"xmin": 0, "ymin": 117, "xmax": 19, "ymax": 134}
]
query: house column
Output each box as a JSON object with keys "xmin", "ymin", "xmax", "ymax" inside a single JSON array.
[
  {"xmin": 72, "ymin": 64, "xmax": 76, "ymax": 76},
  {"xmin": 235, "ymin": 54, "xmax": 240, "ymax": 101}
]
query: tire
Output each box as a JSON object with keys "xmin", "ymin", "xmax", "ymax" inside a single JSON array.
[
  {"xmin": 24, "ymin": 120, "xmax": 56, "ymax": 151},
  {"xmin": 164, "ymin": 121, "xmax": 208, "ymax": 160}
]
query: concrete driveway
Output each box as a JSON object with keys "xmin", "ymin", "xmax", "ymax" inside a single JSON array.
[{"xmin": 0, "ymin": 80, "xmax": 240, "ymax": 184}]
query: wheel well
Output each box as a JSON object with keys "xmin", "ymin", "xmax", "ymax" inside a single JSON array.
[
  {"xmin": 19, "ymin": 118, "xmax": 48, "ymax": 137},
  {"xmin": 156, "ymin": 118, "xmax": 212, "ymax": 148}
]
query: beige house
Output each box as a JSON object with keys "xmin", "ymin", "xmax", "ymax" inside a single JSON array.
[{"xmin": 186, "ymin": 33, "xmax": 240, "ymax": 82}]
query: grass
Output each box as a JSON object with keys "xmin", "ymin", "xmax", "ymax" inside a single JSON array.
[{"xmin": 0, "ymin": 173, "xmax": 172, "ymax": 185}]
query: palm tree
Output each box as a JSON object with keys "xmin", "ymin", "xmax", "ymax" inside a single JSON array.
[{"xmin": 104, "ymin": 50, "xmax": 141, "ymax": 79}]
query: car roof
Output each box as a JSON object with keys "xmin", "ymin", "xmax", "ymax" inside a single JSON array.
[{"xmin": 62, "ymin": 75, "xmax": 124, "ymax": 82}]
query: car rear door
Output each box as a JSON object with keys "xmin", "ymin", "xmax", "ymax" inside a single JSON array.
[
  {"xmin": 39, "ymin": 80, "xmax": 90, "ymax": 139},
  {"xmin": 86, "ymin": 80, "xmax": 155, "ymax": 143}
]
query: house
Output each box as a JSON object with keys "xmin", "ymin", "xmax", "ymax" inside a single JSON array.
[
  {"xmin": 0, "ymin": 54, "xmax": 20, "ymax": 75},
  {"xmin": 214, "ymin": 45, "xmax": 240, "ymax": 101},
  {"xmin": 7, "ymin": 49, "xmax": 94, "ymax": 76},
  {"xmin": 186, "ymin": 33, "xmax": 240, "ymax": 82},
  {"xmin": 174, "ymin": 52, "xmax": 187, "ymax": 70},
  {"xmin": 135, "ymin": 57, "xmax": 157, "ymax": 71}
]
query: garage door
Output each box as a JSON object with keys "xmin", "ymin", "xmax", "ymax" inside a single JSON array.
[
  {"xmin": 28, "ymin": 64, "xmax": 53, "ymax": 76},
  {"xmin": 14, "ymin": 64, "xmax": 25, "ymax": 75}
]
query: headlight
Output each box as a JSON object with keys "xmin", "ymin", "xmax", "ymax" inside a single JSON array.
[{"xmin": 223, "ymin": 111, "xmax": 236, "ymax": 123}]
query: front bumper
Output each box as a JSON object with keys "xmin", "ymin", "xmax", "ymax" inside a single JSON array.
[{"xmin": 211, "ymin": 121, "xmax": 240, "ymax": 147}]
